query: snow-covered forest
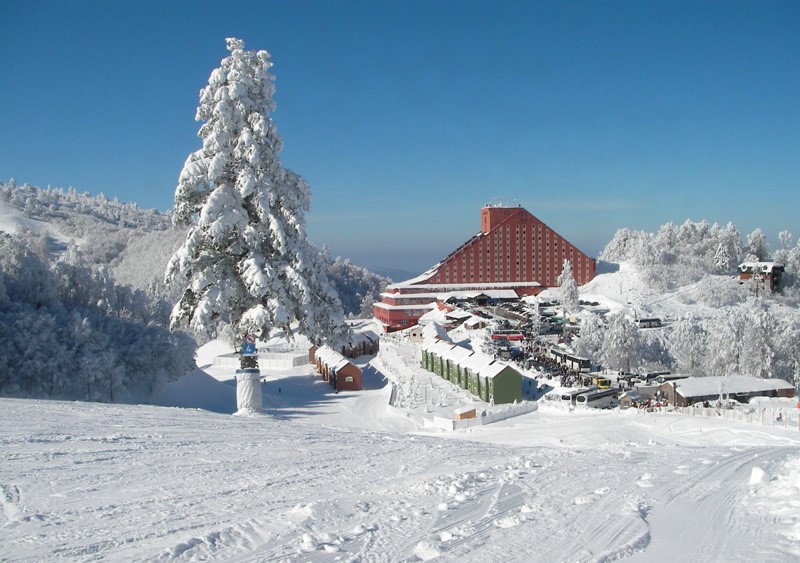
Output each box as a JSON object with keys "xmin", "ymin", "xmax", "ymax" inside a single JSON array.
[
  {"xmin": 0, "ymin": 229, "xmax": 195, "ymax": 400},
  {"xmin": 572, "ymin": 219, "xmax": 800, "ymax": 386},
  {"xmin": 600, "ymin": 219, "xmax": 800, "ymax": 293},
  {"xmin": 322, "ymin": 249, "xmax": 390, "ymax": 318},
  {"xmin": 0, "ymin": 180, "xmax": 390, "ymax": 400}
]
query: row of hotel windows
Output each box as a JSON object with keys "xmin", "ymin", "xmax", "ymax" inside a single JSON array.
[
  {"xmin": 441, "ymin": 249, "xmax": 591, "ymax": 283},
  {"xmin": 391, "ymin": 298, "xmax": 429, "ymax": 305}
]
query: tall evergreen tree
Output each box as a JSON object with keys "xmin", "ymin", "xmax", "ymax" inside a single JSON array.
[
  {"xmin": 165, "ymin": 38, "xmax": 349, "ymax": 350},
  {"xmin": 712, "ymin": 243, "xmax": 732, "ymax": 274},
  {"xmin": 556, "ymin": 259, "xmax": 579, "ymax": 313}
]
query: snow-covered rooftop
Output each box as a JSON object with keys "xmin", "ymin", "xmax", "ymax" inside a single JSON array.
[
  {"xmin": 480, "ymin": 360, "xmax": 516, "ymax": 380},
  {"xmin": 315, "ymin": 346, "xmax": 352, "ymax": 371},
  {"xmin": 388, "ymin": 281, "xmax": 540, "ymax": 291},
  {"xmin": 738, "ymin": 261, "xmax": 784, "ymax": 273},
  {"xmin": 422, "ymin": 340, "xmax": 458, "ymax": 356},
  {"xmin": 444, "ymin": 309, "xmax": 472, "ymax": 320},
  {"xmin": 453, "ymin": 404, "xmax": 477, "ymax": 415},
  {"xmin": 421, "ymin": 322, "xmax": 451, "ymax": 344},
  {"xmin": 458, "ymin": 352, "xmax": 495, "ymax": 374},
  {"xmin": 373, "ymin": 301, "xmax": 437, "ymax": 311},
  {"xmin": 440, "ymin": 345, "xmax": 474, "ymax": 364},
  {"xmin": 669, "ymin": 375, "xmax": 794, "ymax": 398}
]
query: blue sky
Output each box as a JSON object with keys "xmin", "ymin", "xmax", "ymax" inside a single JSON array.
[{"xmin": 2, "ymin": 1, "xmax": 798, "ymax": 275}]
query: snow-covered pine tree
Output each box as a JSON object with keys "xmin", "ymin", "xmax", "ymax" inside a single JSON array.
[
  {"xmin": 165, "ymin": 38, "xmax": 349, "ymax": 355},
  {"xmin": 712, "ymin": 243, "xmax": 732, "ymax": 274},
  {"xmin": 556, "ymin": 259, "xmax": 579, "ymax": 313}
]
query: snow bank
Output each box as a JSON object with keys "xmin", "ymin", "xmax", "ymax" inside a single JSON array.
[{"xmin": 151, "ymin": 368, "xmax": 236, "ymax": 414}]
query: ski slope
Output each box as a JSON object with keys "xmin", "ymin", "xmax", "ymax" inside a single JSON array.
[{"xmin": 2, "ymin": 353, "xmax": 799, "ymax": 561}]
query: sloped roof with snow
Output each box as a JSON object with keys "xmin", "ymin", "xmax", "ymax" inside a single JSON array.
[
  {"xmin": 421, "ymin": 322, "xmax": 451, "ymax": 345},
  {"xmin": 445, "ymin": 309, "xmax": 472, "ymax": 320},
  {"xmin": 738, "ymin": 261, "xmax": 784, "ymax": 273},
  {"xmin": 315, "ymin": 346, "xmax": 352, "ymax": 371},
  {"xmin": 459, "ymin": 352, "xmax": 495, "ymax": 374},
  {"xmin": 423, "ymin": 340, "xmax": 458, "ymax": 356},
  {"xmin": 480, "ymin": 360, "xmax": 519, "ymax": 380},
  {"xmin": 350, "ymin": 329, "xmax": 379, "ymax": 344},
  {"xmin": 670, "ymin": 376, "xmax": 794, "ymax": 398},
  {"xmin": 453, "ymin": 404, "xmax": 477, "ymax": 415},
  {"xmin": 440, "ymin": 345, "xmax": 474, "ymax": 364},
  {"xmin": 463, "ymin": 316, "xmax": 486, "ymax": 328}
]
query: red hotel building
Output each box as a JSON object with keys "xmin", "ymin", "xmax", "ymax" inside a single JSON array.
[{"xmin": 374, "ymin": 206, "xmax": 596, "ymax": 332}]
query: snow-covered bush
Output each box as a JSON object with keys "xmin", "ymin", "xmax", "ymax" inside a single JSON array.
[{"xmin": 681, "ymin": 275, "xmax": 746, "ymax": 308}]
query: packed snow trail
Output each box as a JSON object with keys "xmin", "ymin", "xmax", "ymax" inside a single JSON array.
[{"xmin": 1, "ymin": 398, "xmax": 798, "ymax": 561}]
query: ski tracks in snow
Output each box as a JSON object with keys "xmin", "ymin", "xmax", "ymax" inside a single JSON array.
[
  {"xmin": 2, "ymin": 399, "xmax": 799, "ymax": 561},
  {"xmin": 625, "ymin": 446, "xmax": 798, "ymax": 562}
]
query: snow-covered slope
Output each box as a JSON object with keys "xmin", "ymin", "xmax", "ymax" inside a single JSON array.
[
  {"xmin": 2, "ymin": 189, "xmax": 800, "ymax": 559},
  {"xmin": 2, "ymin": 364, "xmax": 799, "ymax": 561},
  {"xmin": 0, "ymin": 199, "xmax": 77, "ymax": 252}
]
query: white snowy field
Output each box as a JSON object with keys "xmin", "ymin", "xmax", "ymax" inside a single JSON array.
[{"xmin": 2, "ymin": 350, "xmax": 800, "ymax": 561}]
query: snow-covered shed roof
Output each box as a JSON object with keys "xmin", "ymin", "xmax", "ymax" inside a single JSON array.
[
  {"xmin": 444, "ymin": 309, "xmax": 472, "ymax": 320},
  {"xmin": 350, "ymin": 329, "xmax": 379, "ymax": 345},
  {"xmin": 669, "ymin": 376, "xmax": 794, "ymax": 399},
  {"xmin": 463, "ymin": 316, "xmax": 487, "ymax": 329},
  {"xmin": 453, "ymin": 404, "xmax": 477, "ymax": 415},
  {"xmin": 315, "ymin": 346, "xmax": 351, "ymax": 371}
]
